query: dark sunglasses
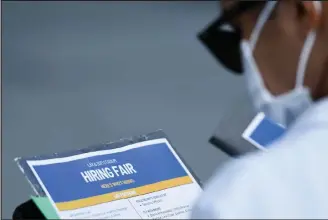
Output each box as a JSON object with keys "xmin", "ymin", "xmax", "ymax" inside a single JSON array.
[{"xmin": 198, "ymin": 1, "xmax": 265, "ymax": 74}]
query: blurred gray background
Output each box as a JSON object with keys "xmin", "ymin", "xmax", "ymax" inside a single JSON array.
[{"xmin": 3, "ymin": 1, "xmax": 247, "ymax": 218}]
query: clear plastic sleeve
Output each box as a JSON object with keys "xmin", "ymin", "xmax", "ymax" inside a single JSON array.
[{"xmin": 15, "ymin": 129, "xmax": 202, "ymax": 197}]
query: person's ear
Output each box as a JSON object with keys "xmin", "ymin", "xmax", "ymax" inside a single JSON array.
[{"xmin": 302, "ymin": 1, "xmax": 322, "ymax": 29}]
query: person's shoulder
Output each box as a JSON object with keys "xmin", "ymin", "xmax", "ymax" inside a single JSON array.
[
  {"xmin": 192, "ymin": 146, "xmax": 300, "ymax": 218},
  {"xmin": 191, "ymin": 99, "xmax": 328, "ymax": 218},
  {"xmin": 191, "ymin": 123, "xmax": 328, "ymax": 218},
  {"xmin": 191, "ymin": 152, "xmax": 268, "ymax": 218}
]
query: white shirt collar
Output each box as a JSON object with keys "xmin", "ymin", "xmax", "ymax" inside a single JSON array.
[{"xmin": 290, "ymin": 97, "xmax": 328, "ymax": 130}]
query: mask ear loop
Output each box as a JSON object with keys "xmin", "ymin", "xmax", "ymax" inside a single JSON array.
[
  {"xmin": 249, "ymin": 1, "xmax": 278, "ymax": 51},
  {"xmin": 295, "ymin": 1, "xmax": 322, "ymax": 89},
  {"xmin": 241, "ymin": 1, "xmax": 278, "ymax": 103}
]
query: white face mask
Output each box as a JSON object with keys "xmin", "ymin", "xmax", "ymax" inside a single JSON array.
[{"xmin": 241, "ymin": 1, "xmax": 322, "ymax": 127}]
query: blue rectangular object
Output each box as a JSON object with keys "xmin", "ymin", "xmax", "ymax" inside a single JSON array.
[{"xmin": 242, "ymin": 113, "xmax": 286, "ymax": 150}]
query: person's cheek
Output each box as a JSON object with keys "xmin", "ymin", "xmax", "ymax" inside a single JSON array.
[{"xmin": 253, "ymin": 28, "xmax": 300, "ymax": 95}]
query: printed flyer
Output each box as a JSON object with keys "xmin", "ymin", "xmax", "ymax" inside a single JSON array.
[{"xmin": 24, "ymin": 138, "xmax": 202, "ymax": 219}]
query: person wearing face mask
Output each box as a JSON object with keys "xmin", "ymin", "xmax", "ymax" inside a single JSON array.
[{"xmin": 192, "ymin": 0, "xmax": 328, "ymax": 219}]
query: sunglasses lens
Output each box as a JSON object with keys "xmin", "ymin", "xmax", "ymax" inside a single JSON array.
[{"xmin": 198, "ymin": 28, "xmax": 243, "ymax": 74}]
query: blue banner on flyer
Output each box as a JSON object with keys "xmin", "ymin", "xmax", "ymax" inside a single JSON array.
[{"xmin": 29, "ymin": 143, "xmax": 189, "ymax": 205}]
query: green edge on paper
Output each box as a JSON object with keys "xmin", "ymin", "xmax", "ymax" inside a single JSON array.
[{"xmin": 31, "ymin": 196, "xmax": 59, "ymax": 219}]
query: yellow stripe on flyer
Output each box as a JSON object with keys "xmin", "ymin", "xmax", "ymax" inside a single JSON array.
[{"xmin": 55, "ymin": 176, "xmax": 193, "ymax": 211}]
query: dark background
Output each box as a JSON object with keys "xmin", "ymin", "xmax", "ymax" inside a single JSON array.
[{"xmin": 2, "ymin": 1, "xmax": 247, "ymax": 218}]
